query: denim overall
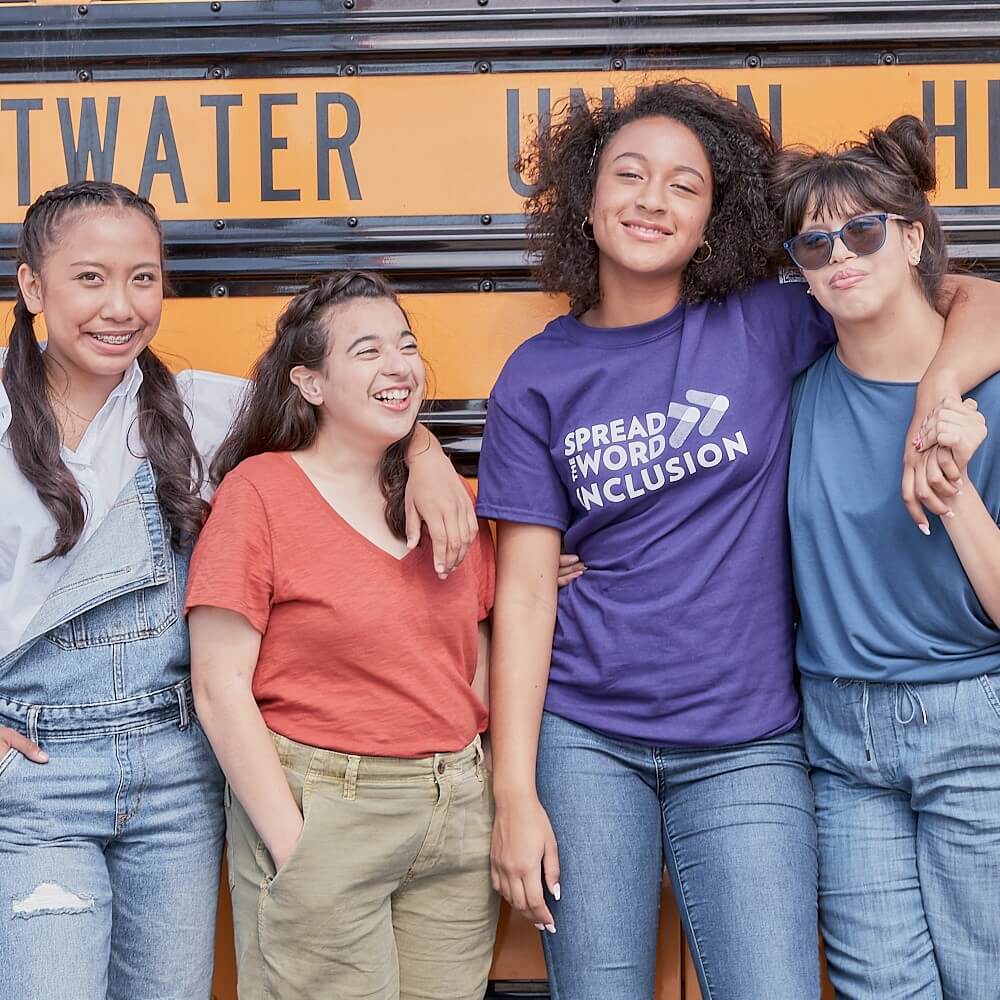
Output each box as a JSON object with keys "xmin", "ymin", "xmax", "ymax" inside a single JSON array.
[{"xmin": 0, "ymin": 461, "xmax": 224, "ymax": 1000}]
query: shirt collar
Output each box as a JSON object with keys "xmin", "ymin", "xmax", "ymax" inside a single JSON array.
[{"xmin": 0, "ymin": 358, "xmax": 144, "ymax": 448}]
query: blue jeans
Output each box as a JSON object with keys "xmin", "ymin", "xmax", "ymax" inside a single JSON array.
[
  {"xmin": 536, "ymin": 711, "xmax": 820, "ymax": 1000},
  {"xmin": 0, "ymin": 691, "xmax": 224, "ymax": 1000},
  {"xmin": 802, "ymin": 673, "xmax": 1000, "ymax": 1000},
  {"xmin": 0, "ymin": 463, "xmax": 224, "ymax": 1000}
]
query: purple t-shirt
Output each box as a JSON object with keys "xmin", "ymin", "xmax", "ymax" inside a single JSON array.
[{"xmin": 476, "ymin": 278, "xmax": 834, "ymax": 747}]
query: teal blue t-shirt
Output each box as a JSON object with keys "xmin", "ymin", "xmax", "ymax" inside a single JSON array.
[{"xmin": 790, "ymin": 348, "xmax": 1000, "ymax": 682}]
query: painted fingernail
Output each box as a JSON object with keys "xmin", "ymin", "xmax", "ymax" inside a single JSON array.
[
  {"xmin": 553, "ymin": 882, "xmax": 561, "ymax": 901},
  {"xmin": 545, "ymin": 923, "xmax": 556, "ymax": 934},
  {"xmin": 534, "ymin": 923, "xmax": 546, "ymax": 931},
  {"xmin": 918, "ymin": 523, "xmax": 931, "ymax": 536}
]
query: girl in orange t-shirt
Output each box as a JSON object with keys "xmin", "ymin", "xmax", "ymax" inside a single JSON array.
[{"xmin": 185, "ymin": 271, "xmax": 498, "ymax": 1000}]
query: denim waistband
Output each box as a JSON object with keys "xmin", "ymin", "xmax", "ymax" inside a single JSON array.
[{"xmin": 0, "ymin": 679, "xmax": 193, "ymax": 740}]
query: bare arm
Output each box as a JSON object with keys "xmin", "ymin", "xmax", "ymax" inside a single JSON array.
[
  {"xmin": 905, "ymin": 275, "xmax": 1000, "ymax": 528},
  {"xmin": 189, "ymin": 605, "xmax": 303, "ymax": 870},
  {"xmin": 945, "ymin": 484, "xmax": 1000, "ymax": 624},
  {"xmin": 927, "ymin": 398, "xmax": 1000, "ymax": 623},
  {"xmin": 404, "ymin": 424, "xmax": 479, "ymax": 577},
  {"xmin": 489, "ymin": 522, "xmax": 562, "ymax": 932}
]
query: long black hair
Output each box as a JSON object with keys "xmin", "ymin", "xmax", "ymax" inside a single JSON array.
[{"xmin": 4, "ymin": 180, "xmax": 206, "ymax": 560}]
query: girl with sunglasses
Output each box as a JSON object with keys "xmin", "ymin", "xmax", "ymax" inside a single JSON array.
[
  {"xmin": 775, "ymin": 115, "xmax": 1000, "ymax": 999},
  {"xmin": 477, "ymin": 81, "xmax": 1000, "ymax": 1000}
]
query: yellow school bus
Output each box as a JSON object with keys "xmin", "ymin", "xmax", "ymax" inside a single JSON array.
[{"xmin": 3, "ymin": 2, "xmax": 998, "ymax": 996}]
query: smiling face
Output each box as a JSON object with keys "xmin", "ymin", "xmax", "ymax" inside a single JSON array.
[
  {"xmin": 17, "ymin": 207, "xmax": 164, "ymax": 387},
  {"xmin": 797, "ymin": 202, "xmax": 925, "ymax": 325},
  {"xmin": 290, "ymin": 296, "xmax": 426, "ymax": 450},
  {"xmin": 589, "ymin": 115, "xmax": 714, "ymax": 288}
]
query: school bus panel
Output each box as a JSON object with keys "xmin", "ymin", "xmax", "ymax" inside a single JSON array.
[
  {"xmin": 3, "ymin": 4, "xmax": 995, "ymax": 994},
  {"xmin": 0, "ymin": 67, "xmax": 997, "ymax": 222},
  {"xmin": 0, "ymin": 291, "xmax": 560, "ymax": 396}
]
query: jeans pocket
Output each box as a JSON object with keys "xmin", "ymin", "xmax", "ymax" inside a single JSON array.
[
  {"xmin": 977, "ymin": 674, "xmax": 1000, "ymax": 724},
  {"xmin": 0, "ymin": 747, "xmax": 20, "ymax": 781}
]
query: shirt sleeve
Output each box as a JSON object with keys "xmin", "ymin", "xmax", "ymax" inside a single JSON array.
[
  {"xmin": 472, "ymin": 519, "xmax": 496, "ymax": 620},
  {"xmin": 476, "ymin": 388, "xmax": 571, "ymax": 531},
  {"xmin": 174, "ymin": 369, "xmax": 248, "ymax": 470},
  {"xmin": 184, "ymin": 471, "xmax": 274, "ymax": 633},
  {"xmin": 745, "ymin": 277, "xmax": 837, "ymax": 379}
]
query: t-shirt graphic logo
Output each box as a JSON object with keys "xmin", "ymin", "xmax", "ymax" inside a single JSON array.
[
  {"xmin": 563, "ymin": 388, "xmax": 747, "ymax": 511},
  {"xmin": 667, "ymin": 390, "xmax": 730, "ymax": 447}
]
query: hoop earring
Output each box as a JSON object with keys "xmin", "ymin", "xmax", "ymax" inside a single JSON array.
[
  {"xmin": 581, "ymin": 218, "xmax": 595, "ymax": 242},
  {"xmin": 692, "ymin": 241, "xmax": 712, "ymax": 264}
]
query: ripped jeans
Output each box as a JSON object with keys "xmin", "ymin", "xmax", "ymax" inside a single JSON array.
[
  {"xmin": 0, "ymin": 684, "xmax": 224, "ymax": 1000},
  {"xmin": 801, "ymin": 673, "xmax": 1000, "ymax": 1000}
]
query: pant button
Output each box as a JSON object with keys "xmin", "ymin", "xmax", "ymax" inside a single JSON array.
[{"xmin": 437, "ymin": 760, "xmax": 446, "ymax": 775}]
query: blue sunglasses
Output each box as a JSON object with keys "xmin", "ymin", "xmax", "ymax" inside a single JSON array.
[{"xmin": 783, "ymin": 212, "xmax": 912, "ymax": 271}]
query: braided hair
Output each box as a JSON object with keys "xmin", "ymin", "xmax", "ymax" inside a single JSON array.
[
  {"xmin": 209, "ymin": 271, "xmax": 418, "ymax": 540},
  {"xmin": 4, "ymin": 180, "xmax": 207, "ymax": 561}
]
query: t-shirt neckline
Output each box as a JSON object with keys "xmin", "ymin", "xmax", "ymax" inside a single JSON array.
[
  {"xmin": 831, "ymin": 346, "xmax": 920, "ymax": 388},
  {"xmin": 558, "ymin": 301, "xmax": 686, "ymax": 349},
  {"xmin": 280, "ymin": 451, "xmax": 422, "ymax": 566}
]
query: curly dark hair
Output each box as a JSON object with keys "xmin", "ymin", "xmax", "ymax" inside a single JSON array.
[{"xmin": 520, "ymin": 79, "xmax": 786, "ymax": 313}]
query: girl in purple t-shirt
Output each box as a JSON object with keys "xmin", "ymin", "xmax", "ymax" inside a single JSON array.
[{"xmin": 477, "ymin": 80, "xmax": 1000, "ymax": 1000}]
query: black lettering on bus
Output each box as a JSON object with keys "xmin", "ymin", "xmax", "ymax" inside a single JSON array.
[
  {"xmin": 316, "ymin": 92, "xmax": 362, "ymax": 202},
  {"xmin": 58, "ymin": 96, "xmax": 120, "ymax": 184},
  {"xmin": 923, "ymin": 80, "xmax": 968, "ymax": 189},
  {"xmin": 988, "ymin": 81, "xmax": 1000, "ymax": 188},
  {"xmin": 1, "ymin": 97, "xmax": 42, "ymax": 205},
  {"xmin": 259, "ymin": 93, "xmax": 301, "ymax": 202},
  {"xmin": 201, "ymin": 94, "xmax": 243, "ymax": 202},
  {"xmin": 506, "ymin": 87, "xmax": 549, "ymax": 196},
  {"xmin": 736, "ymin": 84, "xmax": 782, "ymax": 145},
  {"xmin": 138, "ymin": 96, "xmax": 187, "ymax": 203}
]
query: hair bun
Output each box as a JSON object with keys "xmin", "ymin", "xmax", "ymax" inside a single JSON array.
[{"xmin": 866, "ymin": 115, "xmax": 936, "ymax": 194}]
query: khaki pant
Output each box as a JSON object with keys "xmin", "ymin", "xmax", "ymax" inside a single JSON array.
[{"xmin": 226, "ymin": 732, "xmax": 499, "ymax": 1000}]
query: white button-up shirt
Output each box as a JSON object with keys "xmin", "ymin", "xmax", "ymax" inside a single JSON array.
[{"xmin": 0, "ymin": 361, "xmax": 246, "ymax": 658}]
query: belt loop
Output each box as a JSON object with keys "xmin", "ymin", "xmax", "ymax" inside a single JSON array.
[
  {"xmin": 175, "ymin": 681, "xmax": 190, "ymax": 731},
  {"xmin": 343, "ymin": 755, "xmax": 360, "ymax": 801},
  {"xmin": 26, "ymin": 706, "xmax": 40, "ymax": 746}
]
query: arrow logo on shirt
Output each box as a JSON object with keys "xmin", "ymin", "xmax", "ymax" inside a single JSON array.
[{"xmin": 667, "ymin": 391, "xmax": 730, "ymax": 448}]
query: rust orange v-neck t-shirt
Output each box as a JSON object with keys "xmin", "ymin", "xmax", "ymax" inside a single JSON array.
[{"xmin": 185, "ymin": 451, "xmax": 493, "ymax": 757}]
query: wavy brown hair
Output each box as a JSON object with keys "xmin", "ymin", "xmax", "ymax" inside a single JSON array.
[
  {"xmin": 520, "ymin": 78, "xmax": 785, "ymax": 314},
  {"xmin": 210, "ymin": 271, "xmax": 418, "ymax": 540},
  {"xmin": 4, "ymin": 180, "xmax": 206, "ymax": 561},
  {"xmin": 770, "ymin": 114, "xmax": 947, "ymax": 306}
]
